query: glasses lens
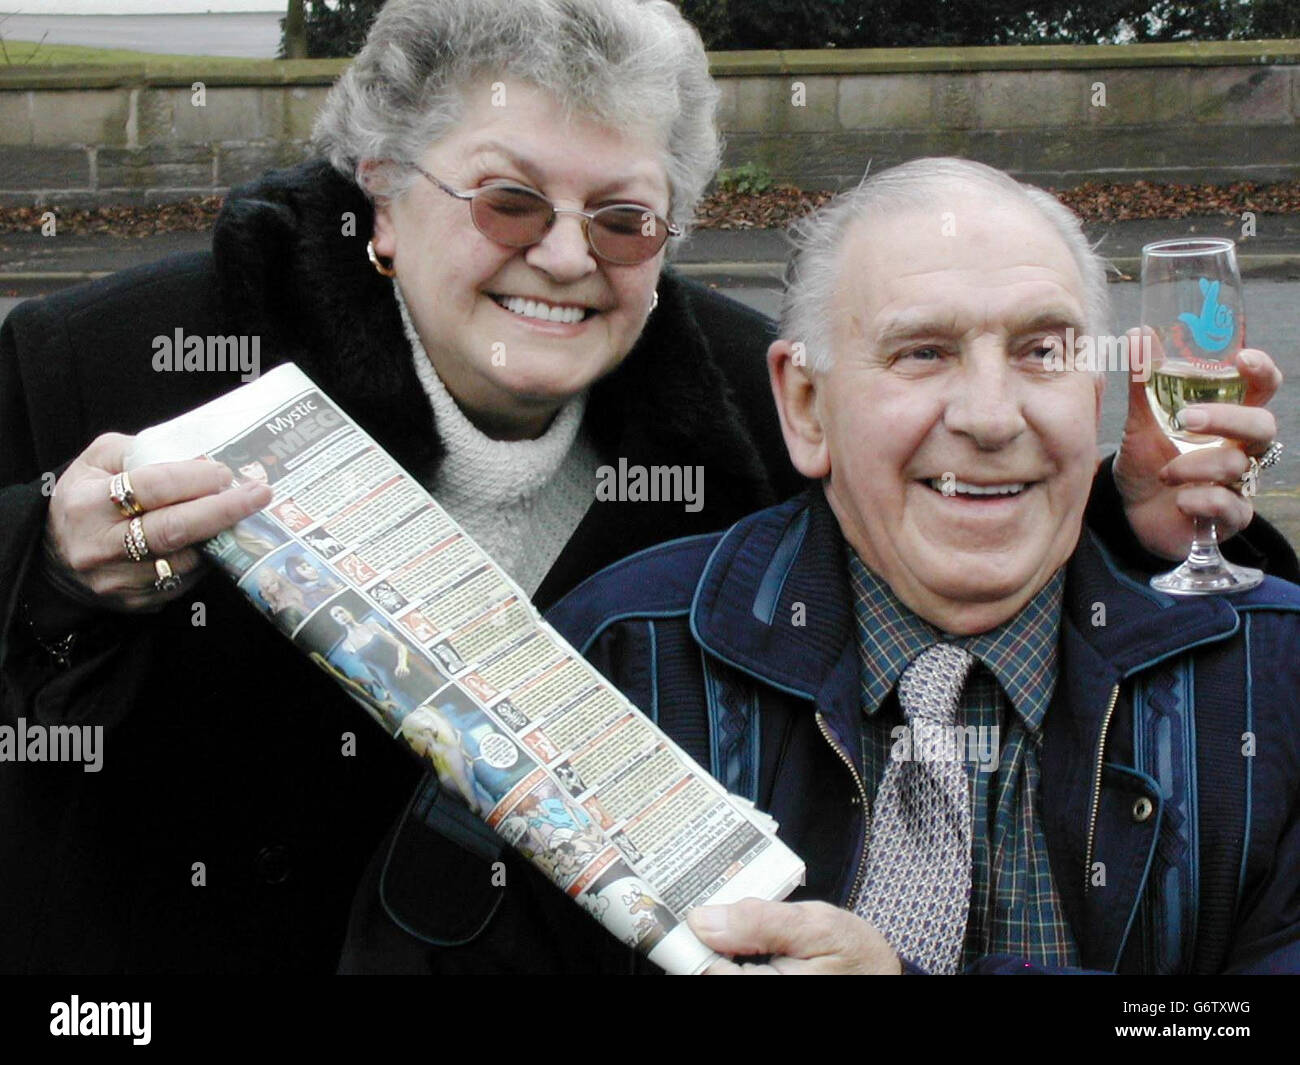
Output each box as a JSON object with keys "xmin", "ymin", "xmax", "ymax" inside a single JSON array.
[
  {"xmin": 591, "ymin": 206, "xmax": 668, "ymax": 264},
  {"xmin": 472, "ymin": 185, "xmax": 552, "ymax": 246}
]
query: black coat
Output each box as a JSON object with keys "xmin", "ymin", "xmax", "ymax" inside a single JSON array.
[{"xmin": 0, "ymin": 161, "xmax": 800, "ymax": 973}]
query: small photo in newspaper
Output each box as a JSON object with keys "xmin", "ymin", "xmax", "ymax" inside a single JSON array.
[
  {"xmin": 293, "ymin": 590, "xmax": 450, "ymax": 735},
  {"xmin": 239, "ymin": 545, "xmax": 345, "ymax": 635},
  {"xmin": 203, "ymin": 508, "xmax": 290, "ymax": 575},
  {"xmin": 398, "ymin": 685, "xmax": 538, "ymax": 819}
]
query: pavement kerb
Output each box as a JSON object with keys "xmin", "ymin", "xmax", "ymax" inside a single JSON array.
[
  {"xmin": 624, "ymin": 255, "xmax": 1300, "ymax": 282},
  {"xmin": 0, "ymin": 271, "xmax": 114, "ymax": 282},
  {"xmin": 4, "ymin": 255, "xmax": 1300, "ymax": 287}
]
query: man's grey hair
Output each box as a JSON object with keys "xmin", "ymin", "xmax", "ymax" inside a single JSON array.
[
  {"xmin": 780, "ymin": 158, "xmax": 1111, "ymax": 373},
  {"xmin": 311, "ymin": 0, "xmax": 720, "ymax": 236}
]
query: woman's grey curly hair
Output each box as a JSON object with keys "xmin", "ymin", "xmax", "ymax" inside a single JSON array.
[{"xmin": 312, "ymin": 0, "xmax": 721, "ymax": 235}]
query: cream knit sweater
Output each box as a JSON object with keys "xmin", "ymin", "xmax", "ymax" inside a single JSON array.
[{"xmin": 395, "ymin": 285, "xmax": 601, "ymax": 597}]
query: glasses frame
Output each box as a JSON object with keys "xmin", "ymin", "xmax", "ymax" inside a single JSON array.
[{"xmin": 408, "ymin": 164, "xmax": 681, "ymax": 265}]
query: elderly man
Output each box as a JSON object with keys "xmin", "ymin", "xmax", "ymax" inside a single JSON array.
[
  {"xmin": 540, "ymin": 158, "xmax": 1300, "ymax": 975},
  {"xmin": 338, "ymin": 157, "xmax": 1296, "ymax": 974}
]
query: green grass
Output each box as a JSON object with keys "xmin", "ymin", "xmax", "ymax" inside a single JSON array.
[{"xmin": 0, "ymin": 39, "xmax": 268, "ymax": 67}]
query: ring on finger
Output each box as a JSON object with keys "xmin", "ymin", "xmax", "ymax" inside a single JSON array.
[
  {"xmin": 1256, "ymin": 441, "xmax": 1284, "ymax": 470},
  {"xmin": 123, "ymin": 515, "xmax": 150, "ymax": 562},
  {"xmin": 109, "ymin": 470, "xmax": 145, "ymax": 519},
  {"xmin": 153, "ymin": 558, "xmax": 182, "ymax": 593}
]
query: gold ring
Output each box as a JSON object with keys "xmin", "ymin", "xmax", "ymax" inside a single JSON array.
[
  {"xmin": 124, "ymin": 516, "xmax": 150, "ymax": 562},
  {"xmin": 109, "ymin": 470, "xmax": 145, "ymax": 518},
  {"xmin": 153, "ymin": 558, "xmax": 182, "ymax": 593}
]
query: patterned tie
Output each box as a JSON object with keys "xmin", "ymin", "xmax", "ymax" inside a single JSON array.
[{"xmin": 856, "ymin": 642, "xmax": 977, "ymax": 974}]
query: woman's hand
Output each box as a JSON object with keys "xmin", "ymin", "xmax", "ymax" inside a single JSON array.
[
  {"xmin": 40, "ymin": 432, "xmax": 272, "ymax": 614},
  {"xmin": 1115, "ymin": 336, "xmax": 1281, "ymax": 561}
]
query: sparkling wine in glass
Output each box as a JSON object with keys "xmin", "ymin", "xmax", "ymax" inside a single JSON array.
[{"xmin": 1141, "ymin": 237, "xmax": 1261, "ymax": 595}]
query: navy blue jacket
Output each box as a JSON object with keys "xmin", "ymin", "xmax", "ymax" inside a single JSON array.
[{"xmin": 541, "ymin": 489, "xmax": 1300, "ymax": 974}]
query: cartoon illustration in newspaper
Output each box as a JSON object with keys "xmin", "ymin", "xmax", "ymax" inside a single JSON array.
[
  {"xmin": 495, "ymin": 780, "xmax": 605, "ymax": 884},
  {"xmin": 301, "ymin": 527, "xmax": 345, "ymax": 558},
  {"xmin": 574, "ymin": 859, "xmax": 679, "ymax": 954}
]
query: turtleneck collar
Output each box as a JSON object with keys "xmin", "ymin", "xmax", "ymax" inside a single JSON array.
[{"xmin": 393, "ymin": 282, "xmax": 588, "ymax": 505}]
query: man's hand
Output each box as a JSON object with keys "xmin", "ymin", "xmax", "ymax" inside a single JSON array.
[
  {"xmin": 687, "ymin": 899, "xmax": 902, "ymax": 975},
  {"xmin": 1115, "ymin": 333, "xmax": 1281, "ymax": 561}
]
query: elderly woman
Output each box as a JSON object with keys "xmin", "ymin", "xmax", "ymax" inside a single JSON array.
[{"xmin": 0, "ymin": 0, "xmax": 1289, "ymax": 975}]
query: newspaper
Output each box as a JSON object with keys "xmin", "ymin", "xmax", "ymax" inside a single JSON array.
[{"xmin": 126, "ymin": 363, "xmax": 805, "ymax": 975}]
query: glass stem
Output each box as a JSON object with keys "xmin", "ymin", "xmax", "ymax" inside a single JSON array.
[{"xmin": 1185, "ymin": 515, "xmax": 1225, "ymax": 572}]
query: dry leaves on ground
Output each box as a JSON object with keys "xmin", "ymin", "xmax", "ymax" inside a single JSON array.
[
  {"xmin": 0, "ymin": 197, "xmax": 225, "ymax": 236},
  {"xmin": 692, "ymin": 184, "xmax": 835, "ymax": 230},
  {"xmin": 692, "ymin": 178, "xmax": 1300, "ymax": 230},
  {"xmin": 1051, "ymin": 179, "xmax": 1300, "ymax": 222},
  {"xmin": 1, "ymin": 180, "xmax": 1298, "ymax": 236}
]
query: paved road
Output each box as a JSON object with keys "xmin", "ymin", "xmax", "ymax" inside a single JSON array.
[{"xmin": 0, "ymin": 13, "xmax": 283, "ymax": 59}]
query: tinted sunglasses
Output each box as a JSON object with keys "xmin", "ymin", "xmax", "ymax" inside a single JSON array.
[{"xmin": 410, "ymin": 164, "xmax": 680, "ymax": 265}]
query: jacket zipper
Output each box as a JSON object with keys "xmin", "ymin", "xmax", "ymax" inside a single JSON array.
[
  {"xmin": 1083, "ymin": 684, "xmax": 1122, "ymax": 894},
  {"xmin": 815, "ymin": 711, "xmax": 870, "ymax": 909}
]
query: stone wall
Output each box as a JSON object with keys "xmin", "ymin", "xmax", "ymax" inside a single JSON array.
[
  {"xmin": 1, "ymin": 41, "xmax": 1297, "ymax": 206},
  {"xmin": 713, "ymin": 41, "xmax": 1300, "ymax": 188},
  {"xmin": 0, "ymin": 63, "xmax": 336, "ymax": 206}
]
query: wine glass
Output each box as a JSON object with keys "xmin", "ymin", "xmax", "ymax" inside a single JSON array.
[{"xmin": 1141, "ymin": 237, "xmax": 1262, "ymax": 595}]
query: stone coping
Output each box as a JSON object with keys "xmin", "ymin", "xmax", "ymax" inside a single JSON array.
[
  {"xmin": 707, "ymin": 39, "xmax": 1300, "ymax": 74},
  {"xmin": 1, "ymin": 39, "xmax": 1297, "ymax": 90}
]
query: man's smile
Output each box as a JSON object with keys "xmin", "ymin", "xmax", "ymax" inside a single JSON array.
[{"xmin": 921, "ymin": 477, "xmax": 1039, "ymax": 501}]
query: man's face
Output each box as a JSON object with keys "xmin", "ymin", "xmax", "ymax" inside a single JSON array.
[{"xmin": 806, "ymin": 191, "xmax": 1102, "ymax": 633}]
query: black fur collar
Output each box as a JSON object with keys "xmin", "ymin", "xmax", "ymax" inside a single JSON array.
[{"xmin": 211, "ymin": 160, "xmax": 772, "ymax": 508}]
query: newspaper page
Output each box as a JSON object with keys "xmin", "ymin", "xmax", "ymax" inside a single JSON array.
[{"xmin": 126, "ymin": 363, "xmax": 805, "ymax": 976}]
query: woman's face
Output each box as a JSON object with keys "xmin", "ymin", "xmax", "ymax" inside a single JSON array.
[
  {"xmin": 330, "ymin": 606, "xmax": 354, "ymax": 626},
  {"xmin": 371, "ymin": 79, "xmax": 670, "ymax": 438},
  {"xmin": 293, "ymin": 559, "xmax": 319, "ymax": 581}
]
